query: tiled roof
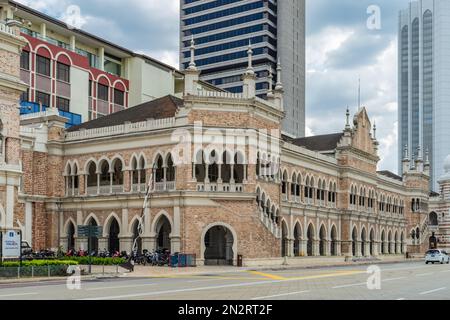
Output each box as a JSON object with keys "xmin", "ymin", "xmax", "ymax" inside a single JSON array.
[
  {"xmin": 377, "ymin": 170, "xmax": 403, "ymax": 182},
  {"xmin": 67, "ymin": 95, "xmax": 183, "ymax": 132},
  {"xmin": 291, "ymin": 133, "xmax": 344, "ymax": 152}
]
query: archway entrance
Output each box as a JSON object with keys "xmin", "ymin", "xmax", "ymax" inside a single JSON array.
[
  {"xmin": 294, "ymin": 224, "xmax": 301, "ymax": 257},
  {"xmin": 361, "ymin": 229, "xmax": 367, "ymax": 257},
  {"xmin": 204, "ymin": 226, "xmax": 234, "ymax": 265},
  {"xmin": 87, "ymin": 218, "xmax": 98, "ymax": 253},
  {"xmin": 155, "ymin": 215, "xmax": 172, "ymax": 251},
  {"xmin": 330, "ymin": 226, "xmax": 338, "ymax": 256},
  {"xmin": 319, "ymin": 226, "xmax": 326, "ymax": 256},
  {"xmin": 67, "ymin": 222, "xmax": 75, "ymax": 251},
  {"xmin": 352, "ymin": 228, "xmax": 357, "ymax": 256},
  {"xmin": 370, "ymin": 229, "xmax": 375, "ymax": 256},
  {"xmin": 307, "ymin": 224, "xmax": 314, "ymax": 256},
  {"xmin": 108, "ymin": 218, "xmax": 120, "ymax": 253}
]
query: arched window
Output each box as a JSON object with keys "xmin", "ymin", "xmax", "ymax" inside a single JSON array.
[
  {"xmin": 155, "ymin": 155, "xmax": 164, "ymax": 183},
  {"xmin": 139, "ymin": 157, "xmax": 146, "ymax": 184},
  {"xmin": 281, "ymin": 171, "xmax": 288, "ymax": 196},
  {"xmin": 99, "ymin": 160, "xmax": 110, "ymax": 186},
  {"xmin": 166, "ymin": 154, "xmax": 176, "ymax": 182},
  {"xmin": 221, "ymin": 151, "xmax": 232, "ymax": 183},
  {"xmin": 234, "ymin": 152, "xmax": 245, "ymax": 183},
  {"xmin": 195, "ymin": 150, "xmax": 206, "ymax": 182},
  {"xmin": 87, "ymin": 162, "xmax": 97, "ymax": 187},
  {"xmin": 429, "ymin": 212, "xmax": 438, "ymax": 226},
  {"xmin": 112, "ymin": 159, "xmax": 123, "ymax": 185},
  {"xmin": 131, "ymin": 157, "xmax": 139, "ymax": 185},
  {"xmin": 208, "ymin": 150, "xmax": 219, "ymax": 183}
]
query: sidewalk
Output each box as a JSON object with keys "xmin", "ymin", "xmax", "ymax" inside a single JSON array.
[
  {"xmin": 122, "ymin": 256, "xmax": 423, "ymax": 278},
  {"xmin": 0, "ymin": 257, "xmax": 423, "ymax": 283}
]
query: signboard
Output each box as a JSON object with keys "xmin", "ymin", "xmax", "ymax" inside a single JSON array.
[
  {"xmin": 77, "ymin": 225, "xmax": 102, "ymax": 238},
  {"xmin": 1, "ymin": 230, "xmax": 21, "ymax": 259}
]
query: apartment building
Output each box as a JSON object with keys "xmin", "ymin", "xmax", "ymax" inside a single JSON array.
[{"xmin": 0, "ymin": 0, "xmax": 185, "ymax": 125}]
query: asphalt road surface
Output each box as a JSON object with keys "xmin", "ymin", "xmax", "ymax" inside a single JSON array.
[{"xmin": 1, "ymin": 261, "xmax": 450, "ymax": 300}]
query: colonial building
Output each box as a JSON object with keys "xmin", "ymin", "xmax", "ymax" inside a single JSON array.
[
  {"xmin": 428, "ymin": 155, "xmax": 450, "ymax": 252},
  {"xmin": 0, "ymin": 19, "xmax": 432, "ymax": 266}
]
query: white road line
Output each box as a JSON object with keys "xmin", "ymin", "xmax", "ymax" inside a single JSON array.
[
  {"xmin": 332, "ymin": 282, "xmax": 366, "ymax": 289},
  {"xmin": 419, "ymin": 287, "xmax": 446, "ymax": 295},
  {"xmin": 85, "ymin": 283, "xmax": 157, "ymax": 291},
  {"xmin": 251, "ymin": 290, "xmax": 310, "ymax": 300},
  {"xmin": 79, "ymin": 279, "xmax": 286, "ymax": 300},
  {"xmin": 416, "ymin": 273, "xmax": 434, "ymax": 277},
  {"xmin": 383, "ymin": 277, "xmax": 406, "ymax": 282},
  {"xmin": 0, "ymin": 292, "xmax": 38, "ymax": 298},
  {"xmin": 397, "ymin": 298, "xmax": 406, "ymax": 301}
]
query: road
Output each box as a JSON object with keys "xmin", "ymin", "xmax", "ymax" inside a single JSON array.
[{"xmin": 1, "ymin": 261, "xmax": 450, "ymax": 300}]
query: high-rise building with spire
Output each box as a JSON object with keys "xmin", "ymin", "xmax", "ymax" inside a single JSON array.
[{"xmin": 179, "ymin": 0, "xmax": 305, "ymax": 138}]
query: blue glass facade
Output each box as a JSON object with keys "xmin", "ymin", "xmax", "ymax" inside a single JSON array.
[{"xmin": 180, "ymin": 0, "xmax": 278, "ymax": 96}]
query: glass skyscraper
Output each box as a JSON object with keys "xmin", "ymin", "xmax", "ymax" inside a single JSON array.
[
  {"xmin": 180, "ymin": 0, "xmax": 305, "ymax": 138},
  {"xmin": 398, "ymin": 0, "xmax": 450, "ymax": 191}
]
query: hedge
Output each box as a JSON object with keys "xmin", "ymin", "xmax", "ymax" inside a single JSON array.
[
  {"xmin": 0, "ymin": 260, "xmax": 78, "ymax": 267},
  {"xmin": 59, "ymin": 256, "xmax": 126, "ymax": 265}
]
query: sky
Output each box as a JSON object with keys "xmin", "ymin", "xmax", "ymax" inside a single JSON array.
[{"xmin": 15, "ymin": 0, "xmax": 412, "ymax": 174}]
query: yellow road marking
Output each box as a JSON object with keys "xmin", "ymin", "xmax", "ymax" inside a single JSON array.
[
  {"xmin": 248, "ymin": 271, "xmax": 287, "ymax": 280},
  {"xmin": 288, "ymin": 270, "xmax": 365, "ymax": 281}
]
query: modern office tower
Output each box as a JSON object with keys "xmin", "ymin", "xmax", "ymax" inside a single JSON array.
[
  {"xmin": 398, "ymin": 0, "xmax": 450, "ymax": 191},
  {"xmin": 0, "ymin": 0, "xmax": 185, "ymax": 126},
  {"xmin": 180, "ymin": 0, "xmax": 306, "ymax": 138}
]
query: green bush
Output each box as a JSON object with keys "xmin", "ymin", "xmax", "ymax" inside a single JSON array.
[
  {"xmin": 59, "ymin": 256, "xmax": 126, "ymax": 265},
  {"xmin": 0, "ymin": 260, "xmax": 78, "ymax": 267}
]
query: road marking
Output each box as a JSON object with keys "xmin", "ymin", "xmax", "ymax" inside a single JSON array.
[
  {"xmin": 251, "ymin": 290, "xmax": 310, "ymax": 300},
  {"xmin": 79, "ymin": 270, "xmax": 363, "ymax": 300},
  {"xmin": 416, "ymin": 273, "xmax": 434, "ymax": 277},
  {"xmin": 332, "ymin": 282, "xmax": 366, "ymax": 289},
  {"xmin": 383, "ymin": 277, "xmax": 406, "ymax": 282},
  {"xmin": 0, "ymin": 292, "xmax": 38, "ymax": 298},
  {"xmin": 248, "ymin": 271, "xmax": 287, "ymax": 280},
  {"xmin": 85, "ymin": 283, "xmax": 157, "ymax": 291},
  {"xmin": 419, "ymin": 287, "xmax": 446, "ymax": 295},
  {"xmin": 397, "ymin": 298, "xmax": 405, "ymax": 301}
]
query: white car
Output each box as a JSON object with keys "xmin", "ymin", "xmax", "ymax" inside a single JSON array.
[{"xmin": 425, "ymin": 249, "xmax": 450, "ymax": 264}]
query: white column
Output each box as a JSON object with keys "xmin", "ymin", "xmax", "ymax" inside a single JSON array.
[
  {"xmin": 98, "ymin": 47, "xmax": 105, "ymax": 71},
  {"xmin": 25, "ymin": 202, "xmax": 33, "ymax": 246},
  {"xmin": 5, "ymin": 185, "xmax": 14, "ymax": 228},
  {"xmin": 172, "ymin": 206, "xmax": 181, "ymax": 253},
  {"xmin": 70, "ymin": 35, "xmax": 76, "ymax": 51}
]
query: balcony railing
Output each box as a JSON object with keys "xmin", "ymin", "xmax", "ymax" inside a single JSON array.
[
  {"xmin": 154, "ymin": 181, "xmax": 176, "ymax": 192},
  {"xmin": 196, "ymin": 183, "xmax": 244, "ymax": 193},
  {"xmin": 20, "ymin": 101, "xmax": 82, "ymax": 128}
]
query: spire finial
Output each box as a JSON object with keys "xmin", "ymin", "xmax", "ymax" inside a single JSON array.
[
  {"xmin": 188, "ymin": 35, "xmax": 197, "ymax": 70},
  {"xmin": 275, "ymin": 58, "xmax": 283, "ymax": 91},
  {"xmin": 417, "ymin": 145, "xmax": 423, "ymax": 161},
  {"xmin": 246, "ymin": 40, "xmax": 254, "ymax": 74},
  {"xmin": 403, "ymin": 144, "xmax": 409, "ymax": 160},
  {"xmin": 345, "ymin": 106, "xmax": 351, "ymax": 130},
  {"xmin": 425, "ymin": 148, "xmax": 430, "ymax": 165},
  {"xmin": 267, "ymin": 66, "xmax": 274, "ymax": 96}
]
